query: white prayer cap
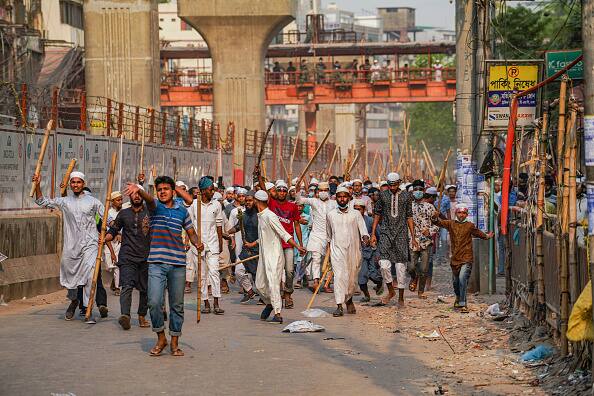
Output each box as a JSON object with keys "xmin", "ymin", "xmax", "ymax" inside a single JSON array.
[
  {"xmin": 309, "ymin": 177, "xmax": 319, "ymax": 186},
  {"xmin": 318, "ymin": 181, "xmax": 329, "ymax": 189},
  {"xmin": 213, "ymin": 191, "xmax": 223, "ymax": 200},
  {"xmin": 352, "ymin": 179, "xmax": 363, "ymax": 185},
  {"xmin": 345, "ymin": 181, "xmax": 353, "ymax": 187},
  {"xmin": 275, "ymin": 179, "xmax": 285, "ymax": 185},
  {"xmin": 175, "ymin": 180, "xmax": 188, "ymax": 189},
  {"xmin": 275, "ymin": 180, "xmax": 288, "ymax": 189},
  {"xmin": 288, "ymin": 186, "xmax": 296, "ymax": 192},
  {"xmin": 379, "ymin": 180, "xmax": 387, "ymax": 187},
  {"xmin": 336, "ymin": 186, "xmax": 350, "ymax": 195},
  {"xmin": 265, "ymin": 182, "xmax": 275, "ymax": 191},
  {"xmin": 236, "ymin": 187, "xmax": 247, "ymax": 195},
  {"xmin": 387, "ymin": 172, "xmax": 401, "ymax": 184},
  {"xmin": 225, "ymin": 186, "xmax": 235, "ymax": 193},
  {"xmin": 372, "ymin": 182, "xmax": 379, "ymax": 188},
  {"xmin": 455, "ymin": 203, "xmax": 469, "ymax": 212},
  {"xmin": 69, "ymin": 171, "xmax": 85, "ymax": 182},
  {"xmin": 353, "ymin": 198, "xmax": 365, "ymax": 207},
  {"xmin": 292, "ymin": 177, "xmax": 299, "ymax": 185},
  {"xmin": 110, "ymin": 191, "xmax": 122, "ymax": 200},
  {"xmin": 446, "ymin": 184, "xmax": 457, "ymax": 191},
  {"xmin": 255, "ymin": 190, "xmax": 268, "ymax": 201},
  {"xmin": 136, "ymin": 184, "xmax": 145, "ymax": 191},
  {"xmin": 426, "ymin": 187, "xmax": 438, "ymax": 195}
]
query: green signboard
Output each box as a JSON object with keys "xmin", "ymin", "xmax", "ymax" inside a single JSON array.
[{"xmin": 545, "ymin": 49, "xmax": 583, "ymax": 80}]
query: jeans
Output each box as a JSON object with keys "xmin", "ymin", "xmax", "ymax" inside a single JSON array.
[
  {"xmin": 452, "ymin": 263, "xmax": 472, "ymax": 307},
  {"xmin": 358, "ymin": 253, "xmax": 383, "ymax": 286},
  {"xmin": 119, "ymin": 260, "xmax": 148, "ymax": 317},
  {"xmin": 282, "ymin": 248, "xmax": 295, "ymax": 294},
  {"xmin": 148, "ymin": 263, "xmax": 185, "ymax": 336},
  {"xmin": 497, "ymin": 230, "xmax": 507, "ymax": 274},
  {"xmin": 408, "ymin": 248, "xmax": 432, "ymax": 292}
]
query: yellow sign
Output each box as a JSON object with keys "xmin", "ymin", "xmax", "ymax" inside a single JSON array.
[{"xmin": 487, "ymin": 64, "xmax": 539, "ymax": 127}]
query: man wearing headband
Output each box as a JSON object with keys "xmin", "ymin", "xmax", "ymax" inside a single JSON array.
[
  {"xmin": 432, "ymin": 203, "xmax": 493, "ymax": 313},
  {"xmin": 103, "ymin": 184, "xmax": 151, "ymax": 330},
  {"xmin": 327, "ymin": 187, "xmax": 370, "ymax": 317},
  {"xmin": 371, "ymin": 172, "xmax": 418, "ymax": 307},
  {"xmin": 33, "ymin": 171, "xmax": 111, "ymax": 323},
  {"xmin": 125, "ymin": 176, "xmax": 204, "ymax": 357},
  {"xmin": 253, "ymin": 190, "xmax": 306, "ymax": 324},
  {"xmin": 189, "ymin": 176, "xmax": 225, "ymax": 315},
  {"xmin": 295, "ymin": 180, "xmax": 336, "ymax": 291}
]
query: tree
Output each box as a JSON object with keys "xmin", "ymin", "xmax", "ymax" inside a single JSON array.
[{"xmin": 404, "ymin": 102, "xmax": 455, "ymax": 154}]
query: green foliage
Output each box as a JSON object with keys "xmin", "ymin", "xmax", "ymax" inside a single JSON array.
[
  {"xmin": 412, "ymin": 54, "xmax": 455, "ymax": 68},
  {"xmin": 492, "ymin": 1, "xmax": 582, "ymax": 59},
  {"xmin": 404, "ymin": 102, "xmax": 455, "ymax": 152}
]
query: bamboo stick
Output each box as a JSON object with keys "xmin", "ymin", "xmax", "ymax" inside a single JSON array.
[
  {"xmin": 437, "ymin": 148, "xmax": 453, "ymax": 207},
  {"xmin": 295, "ymin": 129, "xmax": 331, "ymax": 188},
  {"xmin": 306, "ymin": 248, "xmax": 331, "ymax": 310},
  {"xmin": 535, "ymin": 104, "xmax": 549, "ymax": 310},
  {"xmin": 566, "ymin": 101, "xmax": 578, "ymax": 303},
  {"xmin": 325, "ymin": 146, "xmax": 339, "ymax": 178},
  {"xmin": 218, "ymin": 255, "xmax": 260, "ymax": 272},
  {"xmin": 60, "ymin": 158, "xmax": 77, "ymax": 197},
  {"xmin": 196, "ymin": 191, "xmax": 202, "ymax": 323},
  {"xmin": 140, "ymin": 120, "xmax": 146, "ymax": 175},
  {"xmin": 288, "ymin": 129, "xmax": 302, "ymax": 184},
  {"xmin": 29, "ymin": 120, "xmax": 54, "ymax": 197},
  {"xmin": 85, "ymin": 151, "xmax": 117, "ymax": 321}
]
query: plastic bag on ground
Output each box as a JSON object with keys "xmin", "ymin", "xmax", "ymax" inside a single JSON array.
[
  {"xmin": 485, "ymin": 303, "xmax": 501, "ymax": 316},
  {"xmin": 416, "ymin": 330, "xmax": 440, "ymax": 339},
  {"xmin": 567, "ymin": 280, "xmax": 594, "ymax": 342},
  {"xmin": 520, "ymin": 344, "xmax": 554, "ymax": 362},
  {"xmin": 282, "ymin": 320, "xmax": 325, "ymax": 333},
  {"xmin": 301, "ymin": 308, "xmax": 331, "ymax": 318}
]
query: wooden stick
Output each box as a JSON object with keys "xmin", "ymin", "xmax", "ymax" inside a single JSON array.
[
  {"xmin": 85, "ymin": 151, "xmax": 117, "ymax": 321},
  {"xmin": 288, "ymin": 129, "xmax": 302, "ymax": 184},
  {"xmin": 196, "ymin": 191, "xmax": 202, "ymax": 323},
  {"xmin": 140, "ymin": 120, "xmax": 146, "ymax": 175},
  {"xmin": 325, "ymin": 146, "xmax": 339, "ymax": 177},
  {"xmin": 218, "ymin": 255, "xmax": 260, "ymax": 271},
  {"xmin": 295, "ymin": 129, "xmax": 331, "ymax": 188},
  {"xmin": 436, "ymin": 148, "xmax": 453, "ymax": 208},
  {"xmin": 324, "ymin": 271, "xmax": 333, "ymax": 288},
  {"xmin": 29, "ymin": 120, "xmax": 54, "ymax": 197},
  {"xmin": 60, "ymin": 158, "xmax": 77, "ymax": 197},
  {"xmin": 261, "ymin": 160, "xmax": 267, "ymax": 180},
  {"xmin": 306, "ymin": 248, "xmax": 331, "ymax": 310},
  {"xmin": 421, "ymin": 140, "xmax": 437, "ymax": 174},
  {"xmin": 279, "ymin": 154, "xmax": 289, "ymax": 181}
]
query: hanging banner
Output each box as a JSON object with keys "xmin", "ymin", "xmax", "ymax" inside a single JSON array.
[
  {"xmin": 487, "ymin": 64, "xmax": 539, "ymax": 127},
  {"xmin": 55, "ymin": 130, "xmax": 85, "ymax": 195},
  {"xmin": 455, "ymin": 152, "xmax": 477, "ymax": 225},
  {"xmin": 24, "ymin": 129, "xmax": 55, "ymax": 208},
  {"xmin": 85, "ymin": 136, "xmax": 110, "ymax": 202},
  {"xmin": 0, "ymin": 129, "xmax": 25, "ymax": 209}
]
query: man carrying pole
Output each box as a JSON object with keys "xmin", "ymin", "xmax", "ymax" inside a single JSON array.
[
  {"xmin": 124, "ymin": 177, "xmax": 203, "ymax": 357},
  {"xmin": 254, "ymin": 190, "xmax": 306, "ymax": 324},
  {"xmin": 326, "ymin": 190, "xmax": 370, "ymax": 317},
  {"xmin": 33, "ymin": 171, "xmax": 110, "ymax": 322}
]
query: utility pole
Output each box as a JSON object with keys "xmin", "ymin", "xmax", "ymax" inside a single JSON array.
[
  {"xmin": 455, "ymin": 0, "xmax": 479, "ymax": 291},
  {"xmin": 582, "ymin": 0, "xmax": 594, "ymax": 383}
]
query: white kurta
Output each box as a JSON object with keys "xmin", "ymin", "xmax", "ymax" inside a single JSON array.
[
  {"xmin": 255, "ymin": 207, "xmax": 292, "ymax": 314},
  {"xmin": 228, "ymin": 206, "xmax": 244, "ymax": 257},
  {"xmin": 326, "ymin": 207, "xmax": 369, "ymax": 304},
  {"xmin": 295, "ymin": 192, "xmax": 336, "ymax": 253},
  {"xmin": 36, "ymin": 194, "xmax": 105, "ymax": 290}
]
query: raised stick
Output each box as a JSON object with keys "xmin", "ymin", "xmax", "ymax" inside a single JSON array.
[
  {"xmin": 29, "ymin": 120, "xmax": 54, "ymax": 197},
  {"xmin": 196, "ymin": 191, "xmax": 202, "ymax": 323},
  {"xmin": 437, "ymin": 148, "xmax": 453, "ymax": 208},
  {"xmin": 306, "ymin": 248, "xmax": 331, "ymax": 310},
  {"xmin": 288, "ymin": 129, "xmax": 302, "ymax": 184},
  {"xmin": 217, "ymin": 255, "xmax": 260, "ymax": 271},
  {"xmin": 295, "ymin": 129, "xmax": 331, "ymax": 188},
  {"xmin": 140, "ymin": 120, "xmax": 146, "ymax": 175},
  {"xmin": 325, "ymin": 146, "xmax": 339, "ymax": 178},
  {"xmin": 85, "ymin": 151, "xmax": 117, "ymax": 321},
  {"xmin": 60, "ymin": 158, "xmax": 77, "ymax": 197}
]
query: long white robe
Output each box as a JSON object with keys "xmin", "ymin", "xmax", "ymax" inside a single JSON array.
[
  {"xmin": 295, "ymin": 192, "xmax": 336, "ymax": 253},
  {"xmin": 36, "ymin": 194, "xmax": 106, "ymax": 293},
  {"xmin": 255, "ymin": 207, "xmax": 292, "ymax": 314},
  {"xmin": 326, "ymin": 207, "xmax": 369, "ymax": 304}
]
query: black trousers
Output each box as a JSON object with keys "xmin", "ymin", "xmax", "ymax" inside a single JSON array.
[{"xmin": 119, "ymin": 259, "xmax": 148, "ymax": 316}]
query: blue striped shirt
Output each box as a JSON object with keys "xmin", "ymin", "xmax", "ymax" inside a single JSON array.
[{"xmin": 148, "ymin": 200, "xmax": 193, "ymax": 266}]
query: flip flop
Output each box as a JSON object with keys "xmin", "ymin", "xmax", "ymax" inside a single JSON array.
[
  {"xmin": 201, "ymin": 307, "xmax": 211, "ymax": 314},
  {"xmin": 372, "ymin": 301, "xmax": 387, "ymax": 307},
  {"xmin": 149, "ymin": 342, "xmax": 168, "ymax": 357},
  {"xmin": 170, "ymin": 347, "xmax": 184, "ymax": 357},
  {"xmin": 213, "ymin": 307, "xmax": 225, "ymax": 315}
]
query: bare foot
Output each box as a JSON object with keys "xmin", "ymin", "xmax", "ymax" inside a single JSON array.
[
  {"xmin": 381, "ymin": 289, "xmax": 396, "ymax": 305},
  {"xmin": 397, "ymin": 299, "xmax": 405, "ymax": 307}
]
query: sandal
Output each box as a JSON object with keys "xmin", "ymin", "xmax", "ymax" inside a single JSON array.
[
  {"xmin": 149, "ymin": 342, "xmax": 168, "ymax": 357},
  {"xmin": 408, "ymin": 278, "xmax": 417, "ymax": 292},
  {"xmin": 460, "ymin": 306, "xmax": 469, "ymax": 313},
  {"xmin": 213, "ymin": 307, "xmax": 225, "ymax": 315},
  {"xmin": 184, "ymin": 286, "xmax": 191, "ymax": 294},
  {"xmin": 170, "ymin": 347, "xmax": 185, "ymax": 357},
  {"xmin": 200, "ymin": 307, "xmax": 211, "ymax": 314}
]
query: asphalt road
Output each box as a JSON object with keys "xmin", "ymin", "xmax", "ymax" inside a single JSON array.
[{"xmin": 0, "ymin": 283, "xmax": 474, "ymax": 396}]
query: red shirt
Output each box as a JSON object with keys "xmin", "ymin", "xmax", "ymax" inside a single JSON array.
[{"xmin": 268, "ymin": 198, "xmax": 300, "ymax": 249}]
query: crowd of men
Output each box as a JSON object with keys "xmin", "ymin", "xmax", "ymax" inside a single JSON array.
[{"xmin": 31, "ymin": 166, "xmax": 492, "ymax": 357}]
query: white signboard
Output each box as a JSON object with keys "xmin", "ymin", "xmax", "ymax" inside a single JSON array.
[
  {"xmin": 85, "ymin": 136, "xmax": 110, "ymax": 201},
  {"xmin": 0, "ymin": 130, "xmax": 25, "ymax": 209},
  {"xmin": 24, "ymin": 129, "xmax": 55, "ymax": 208},
  {"xmin": 55, "ymin": 130, "xmax": 85, "ymax": 195}
]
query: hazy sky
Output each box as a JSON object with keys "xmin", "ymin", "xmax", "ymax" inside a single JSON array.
[{"xmin": 321, "ymin": 0, "xmax": 456, "ymax": 30}]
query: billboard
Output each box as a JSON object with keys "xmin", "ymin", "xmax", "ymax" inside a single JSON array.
[{"xmin": 545, "ymin": 50, "xmax": 583, "ymax": 80}]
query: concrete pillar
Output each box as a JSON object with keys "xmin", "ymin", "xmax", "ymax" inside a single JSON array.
[
  {"xmin": 178, "ymin": 0, "xmax": 296, "ymax": 184},
  {"xmin": 84, "ymin": 0, "xmax": 160, "ymax": 114}
]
